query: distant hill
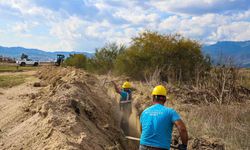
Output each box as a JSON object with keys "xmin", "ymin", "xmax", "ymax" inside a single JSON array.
[
  {"xmin": 202, "ymin": 41, "xmax": 250, "ymax": 67},
  {"xmin": 1, "ymin": 41, "xmax": 250, "ymax": 67},
  {"xmin": 0, "ymin": 46, "xmax": 94, "ymax": 61}
]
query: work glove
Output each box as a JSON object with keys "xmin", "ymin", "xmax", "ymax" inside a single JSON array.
[{"xmin": 178, "ymin": 144, "xmax": 187, "ymax": 150}]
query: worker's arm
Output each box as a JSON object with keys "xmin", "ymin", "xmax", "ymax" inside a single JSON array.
[
  {"xmin": 112, "ymin": 81, "xmax": 121, "ymax": 94},
  {"xmin": 174, "ymin": 120, "xmax": 188, "ymax": 145}
]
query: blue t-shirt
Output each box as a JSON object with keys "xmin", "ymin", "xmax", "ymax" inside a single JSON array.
[
  {"xmin": 140, "ymin": 104, "xmax": 181, "ymax": 149},
  {"xmin": 120, "ymin": 90, "xmax": 132, "ymax": 101}
]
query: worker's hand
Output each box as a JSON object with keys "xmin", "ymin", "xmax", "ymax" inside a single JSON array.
[{"xmin": 178, "ymin": 144, "xmax": 187, "ymax": 150}]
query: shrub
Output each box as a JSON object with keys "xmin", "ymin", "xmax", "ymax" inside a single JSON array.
[
  {"xmin": 88, "ymin": 43, "xmax": 125, "ymax": 74},
  {"xmin": 115, "ymin": 31, "xmax": 211, "ymax": 83},
  {"xmin": 64, "ymin": 54, "xmax": 87, "ymax": 69}
]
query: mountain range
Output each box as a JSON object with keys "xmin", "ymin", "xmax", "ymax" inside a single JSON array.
[
  {"xmin": 0, "ymin": 41, "xmax": 250, "ymax": 67},
  {"xmin": 0, "ymin": 46, "xmax": 94, "ymax": 61},
  {"xmin": 202, "ymin": 41, "xmax": 250, "ymax": 67}
]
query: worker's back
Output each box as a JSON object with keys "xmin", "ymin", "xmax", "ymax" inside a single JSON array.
[
  {"xmin": 120, "ymin": 89, "xmax": 132, "ymax": 102},
  {"xmin": 140, "ymin": 104, "xmax": 180, "ymax": 149}
]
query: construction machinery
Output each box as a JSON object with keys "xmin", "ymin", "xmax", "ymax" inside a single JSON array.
[{"xmin": 55, "ymin": 54, "xmax": 65, "ymax": 66}]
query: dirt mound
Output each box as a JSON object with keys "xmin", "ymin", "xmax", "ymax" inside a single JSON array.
[{"xmin": 1, "ymin": 66, "xmax": 133, "ymax": 149}]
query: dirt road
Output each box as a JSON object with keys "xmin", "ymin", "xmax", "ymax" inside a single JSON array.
[{"xmin": 0, "ymin": 71, "xmax": 41, "ymax": 149}]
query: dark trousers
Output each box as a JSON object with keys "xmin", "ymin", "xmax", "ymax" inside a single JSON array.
[{"xmin": 139, "ymin": 145, "xmax": 168, "ymax": 150}]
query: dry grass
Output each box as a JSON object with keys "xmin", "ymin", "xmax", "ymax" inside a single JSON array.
[
  {"xmin": 182, "ymin": 103, "xmax": 250, "ymax": 150},
  {"xmin": 240, "ymin": 69, "xmax": 250, "ymax": 89},
  {"xmin": 0, "ymin": 65, "xmax": 37, "ymax": 72},
  {"xmin": 0, "ymin": 75, "xmax": 27, "ymax": 88},
  {"xmin": 103, "ymin": 71, "xmax": 250, "ymax": 149},
  {"xmin": 132, "ymin": 79, "xmax": 250, "ymax": 150}
]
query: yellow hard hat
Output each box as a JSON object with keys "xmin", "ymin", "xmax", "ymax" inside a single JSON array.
[
  {"xmin": 122, "ymin": 81, "xmax": 131, "ymax": 89},
  {"xmin": 152, "ymin": 85, "xmax": 167, "ymax": 96}
]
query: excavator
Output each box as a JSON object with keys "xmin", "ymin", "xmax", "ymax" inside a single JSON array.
[{"xmin": 55, "ymin": 54, "xmax": 65, "ymax": 66}]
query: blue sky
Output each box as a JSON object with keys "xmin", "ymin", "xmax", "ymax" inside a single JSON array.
[{"xmin": 0, "ymin": 0, "xmax": 250, "ymax": 52}]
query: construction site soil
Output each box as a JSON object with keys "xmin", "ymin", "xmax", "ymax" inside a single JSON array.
[
  {"xmin": 0, "ymin": 67, "xmax": 137, "ymax": 150},
  {"xmin": 1, "ymin": 66, "xmax": 245, "ymax": 149}
]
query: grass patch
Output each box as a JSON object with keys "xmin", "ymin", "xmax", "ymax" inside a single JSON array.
[
  {"xmin": 0, "ymin": 75, "xmax": 27, "ymax": 88},
  {"xmin": 0, "ymin": 65, "xmax": 37, "ymax": 72},
  {"xmin": 183, "ymin": 104, "xmax": 250, "ymax": 150},
  {"xmin": 240, "ymin": 69, "xmax": 250, "ymax": 89}
]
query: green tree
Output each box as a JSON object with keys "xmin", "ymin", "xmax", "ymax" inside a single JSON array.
[
  {"xmin": 64, "ymin": 54, "xmax": 87, "ymax": 69},
  {"xmin": 88, "ymin": 43, "xmax": 125, "ymax": 74},
  {"xmin": 115, "ymin": 31, "xmax": 211, "ymax": 83}
]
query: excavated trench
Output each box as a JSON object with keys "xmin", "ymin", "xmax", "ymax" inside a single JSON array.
[
  {"xmin": 34, "ymin": 66, "xmax": 140, "ymax": 150},
  {"xmin": 119, "ymin": 103, "xmax": 141, "ymax": 148},
  {"xmin": 128, "ymin": 105, "xmax": 141, "ymax": 137},
  {"xmin": 104, "ymin": 83, "xmax": 142, "ymax": 149}
]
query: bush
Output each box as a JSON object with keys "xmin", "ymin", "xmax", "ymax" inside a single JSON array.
[
  {"xmin": 88, "ymin": 43, "xmax": 125, "ymax": 74},
  {"xmin": 64, "ymin": 54, "xmax": 87, "ymax": 69},
  {"xmin": 115, "ymin": 31, "xmax": 211, "ymax": 83}
]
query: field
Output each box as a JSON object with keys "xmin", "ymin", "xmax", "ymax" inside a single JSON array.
[
  {"xmin": 184, "ymin": 104, "xmax": 250, "ymax": 149},
  {"xmin": 0, "ymin": 64, "xmax": 37, "ymax": 88},
  {"xmin": 0, "ymin": 75, "xmax": 27, "ymax": 88},
  {"xmin": 240, "ymin": 68, "xmax": 250, "ymax": 89},
  {"xmin": 0, "ymin": 64, "xmax": 37, "ymax": 72}
]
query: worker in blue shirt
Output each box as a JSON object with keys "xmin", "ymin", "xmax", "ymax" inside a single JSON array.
[
  {"xmin": 112, "ymin": 81, "xmax": 132, "ymax": 135},
  {"xmin": 140, "ymin": 85, "xmax": 188, "ymax": 150}
]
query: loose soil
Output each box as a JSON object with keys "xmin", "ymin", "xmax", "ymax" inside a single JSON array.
[{"xmin": 0, "ymin": 67, "xmax": 136, "ymax": 150}]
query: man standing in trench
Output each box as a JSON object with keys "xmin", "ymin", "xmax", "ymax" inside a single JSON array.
[
  {"xmin": 140, "ymin": 85, "xmax": 188, "ymax": 150},
  {"xmin": 112, "ymin": 81, "xmax": 132, "ymax": 135}
]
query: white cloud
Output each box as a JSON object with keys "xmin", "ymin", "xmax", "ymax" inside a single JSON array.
[
  {"xmin": 0, "ymin": 28, "xmax": 3, "ymax": 34},
  {"xmin": 85, "ymin": 0, "xmax": 159, "ymax": 24},
  {"xmin": 0, "ymin": 0, "xmax": 52, "ymax": 17},
  {"xmin": 157, "ymin": 11, "xmax": 250, "ymax": 44},
  {"xmin": 0, "ymin": 0, "xmax": 249, "ymax": 51},
  {"xmin": 12, "ymin": 22, "xmax": 38, "ymax": 33},
  {"xmin": 209, "ymin": 22, "xmax": 250, "ymax": 42},
  {"xmin": 232, "ymin": 9, "xmax": 250, "ymax": 20},
  {"xmin": 48, "ymin": 15, "xmax": 136, "ymax": 50},
  {"xmin": 49, "ymin": 16, "xmax": 86, "ymax": 50},
  {"xmin": 113, "ymin": 6, "xmax": 159, "ymax": 24},
  {"xmin": 0, "ymin": 0, "xmax": 62, "ymax": 24},
  {"xmin": 93, "ymin": 0, "xmax": 110, "ymax": 10},
  {"xmin": 149, "ymin": 0, "xmax": 250, "ymax": 15},
  {"xmin": 158, "ymin": 14, "xmax": 213, "ymax": 38}
]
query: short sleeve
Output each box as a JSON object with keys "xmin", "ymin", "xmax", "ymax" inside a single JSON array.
[
  {"xmin": 171, "ymin": 109, "xmax": 181, "ymax": 123},
  {"xmin": 140, "ymin": 111, "xmax": 144, "ymax": 122}
]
